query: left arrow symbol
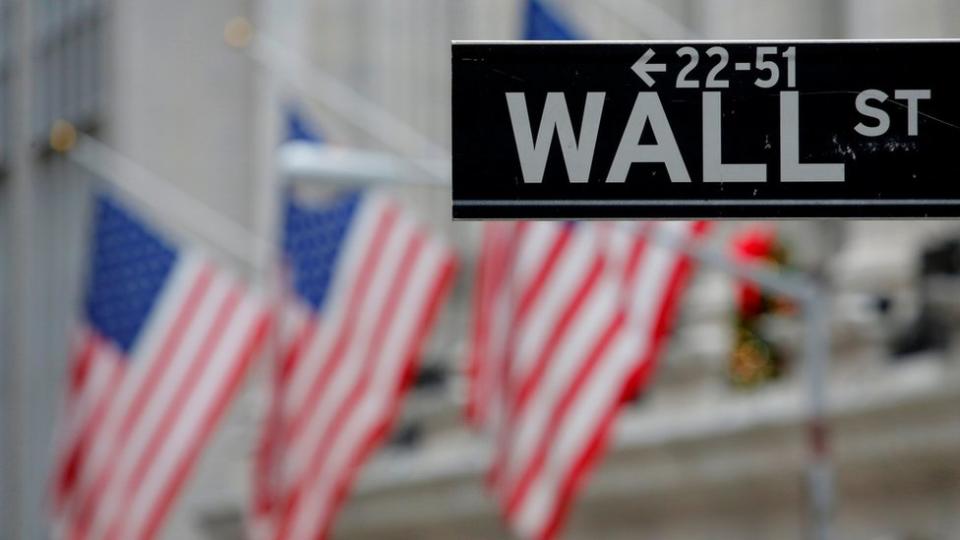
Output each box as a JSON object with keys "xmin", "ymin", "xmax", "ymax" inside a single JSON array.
[{"xmin": 632, "ymin": 49, "xmax": 667, "ymax": 87}]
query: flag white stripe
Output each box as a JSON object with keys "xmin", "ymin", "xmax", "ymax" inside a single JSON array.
[
  {"xmin": 467, "ymin": 221, "xmax": 704, "ymax": 539},
  {"xmin": 56, "ymin": 336, "xmax": 121, "ymax": 474},
  {"xmin": 55, "ymin": 341, "xmax": 124, "ymax": 503},
  {"xmin": 68, "ymin": 345, "xmax": 117, "ymax": 435},
  {"xmin": 468, "ymin": 223, "xmax": 515, "ymax": 428},
  {"xmin": 86, "ymin": 262, "xmax": 231, "ymax": 538},
  {"xmin": 289, "ymin": 237, "xmax": 445, "ymax": 539},
  {"xmin": 513, "ymin": 223, "xmax": 695, "ymax": 538},
  {"xmin": 627, "ymin": 222, "xmax": 692, "ymax": 328},
  {"xmin": 500, "ymin": 276, "xmax": 618, "ymax": 495},
  {"xmin": 510, "ymin": 229, "xmax": 595, "ymax": 385},
  {"xmin": 283, "ymin": 213, "xmax": 415, "ymax": 486},
  {"xmin": 282, "ymin": 196, "xmax": 386, "ymax": 419},
  {"xmin": 61, "ymin": 328, "xmax": 98, "ymax": 415},
  {"xmin": 55, "ymin": 198, "xmax": 266, "ymax": 540},
  {"xmin": 121, "ymin": 291, "xmax": 263, "ymax": 538},
  {"xmin": 513, "ymin": 331, "xmax": 636, "ymax": 538},
  {"xmin": 283, "ymin": 212, "xmax": 413, "ymax": 482},
  {"xmin": 65, "ymin": 254, "xmax": 207, "ymax": 531},
  {"xmin": 255, "ymin": 193, "xmax": 454, "ymax": 540},
  {"xmin": 512, "ymin": 223, "xmax": 557, "ymax": 294},
  {"xmin": 481, "ymin": 276, "xmax": 513, "ymax": 428},
  {"xmin": 279, "ymin": 303, "xmax": 311, "ymax": 354}
]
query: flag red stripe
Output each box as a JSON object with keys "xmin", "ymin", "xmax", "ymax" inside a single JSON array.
[
  {"xmin": 489, "ymin": 253, "xmax": 604, "ymax": 491},
  {"xmin": 623, "ymin": 227, "xmax": 704, "ymax": 401},
  {"xmin": 468, "ymin": 222, "xmax": 707, "ymax": 540},
  {"xmin": 538, "ymin": 225, "xmax": 705, "ymax": 540},
  {"xmin": 113, "ymin": 284, "xmax": 244, "ymax": 529},
  {"xmin": 139, "ymin": 311, "xmax": 271, "ymax": 540},
  {"xmin": 55, "ymin": 196, "xmax": 271, "ymax": 540},
  {"xmin": 504, "ymin": 310, "xmax": 626, "ymax": 519},
  {"xmin": 276, "ymin": 232, "xmax": 425, "ymax": 540},
  {"xmin": 510, "ymin": 254, "xmax": 604, "ymax": 418},
  {"xmin": 279, "ymin": 320, "xmax": 315, "ymax": 385},
  {"xmin": 255, "ymin": 195, "xmax": 456, "ymax": 540},
  {"xmin": 54, "ymin": 350, "xmax": 124, "ymax": 510},
  {"xmin": 68, "ymin": 332, "xmax": 99, "ymax": 397},
  {"xmin": 281, "ymin": 206, "xmax": 398, "ymax": 446},
  {"xmin": 69, "ymin": 264, "xmax": 216, "ymax": 538},
  {"xmin": 538, "ymin": 381, "xmax": 620, "ymax": 540},
  {"xmin": 622, "ymin": 235, "xmax": 649, "ymax": 288},
  {"xmin": 467, "ymin": 223, "xmax": 522, "ymax": 426},
  {"xmin": 253, "ymin": 319, "xmax": 312, "ymax": 518},
  {"xmin": 118, "ymin": 265, "xmax": 217, "ymax": 443},
  {"xmin": 465, "ymin": 227, "xmax": 504, "ymax": 424},
  {"xmin": 253, "ymin": 313, "xmax": 316, "ymax": 520},
  {"xmin": 54, "ymin": 332, "xmax": 107, "ymax": 506},
  {"xmin": 515, "ymin": 227, "xmax": 571, "ymax": 322},
  {"xmin": 314, "ymin": 254, "xmax": 457, "ymax": 540}
]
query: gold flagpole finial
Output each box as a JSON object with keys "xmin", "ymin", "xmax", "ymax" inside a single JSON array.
[
  {"xmin": 224, "ymin": 16, "xmax": 254, "ymax": 49},
  {"xmin": 49, "ymin": 119, "xmax": 77, "ymax": 153}
]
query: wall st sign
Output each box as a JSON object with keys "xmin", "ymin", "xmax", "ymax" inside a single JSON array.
[{"xmin": 452, "ymin": 41, "xmax": 960, "ymax": 219}]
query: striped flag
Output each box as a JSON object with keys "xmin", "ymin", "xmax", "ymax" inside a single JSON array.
[
  {"xmin": 465, "ymin": 221, "xmax": 706, "ymax": 540},
  {"xmin": 51, "ymin": 194, "xmax": 271, "ymax": 539},
  {"xmin": 252, "ymin": 190, "xmax": 456, "ymax": 540}
]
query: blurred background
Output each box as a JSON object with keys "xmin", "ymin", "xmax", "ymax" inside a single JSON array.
[{"xmin": 2, "ymin": 0, "xmax": 960, "ymax": 539}]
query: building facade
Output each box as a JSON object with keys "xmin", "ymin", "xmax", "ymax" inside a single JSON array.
[{"xmin": 1, "ymin": 1, "xmax": 959, "ymax": 538}]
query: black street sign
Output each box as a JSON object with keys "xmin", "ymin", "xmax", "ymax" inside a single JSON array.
[{"xmin": 452, "ymin": 40, "xmax": 960, "ymax": 219}]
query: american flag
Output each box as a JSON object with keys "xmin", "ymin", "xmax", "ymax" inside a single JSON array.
[
  {"xmin": 252, "ymin": 190, "xmax": 456, "ymax": 540},
  {"xmin": 51, "ymin": 194, "xmax": 271, "ymax": 540},
  {"xmin": 466, "ymin": 221, "xmax": 706, "ymax": 540}
]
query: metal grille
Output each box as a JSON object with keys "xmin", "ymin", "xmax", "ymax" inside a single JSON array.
[
  {"xmin": 31, "ymin": 0, "xmax": 107, "ymax": 142},
  {"xmin": 0, "ymin": 0, "xmax": 107, "ymax": 165}
]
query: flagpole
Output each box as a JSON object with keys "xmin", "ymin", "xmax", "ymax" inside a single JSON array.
[
  {"xmin": 245, "ymin": 5, "xmax": 284, "ymax": 531},
  {"xmin": 62, "ymin": 132, "xmax": 268, "ymax": 270},
  {"xmin": 804, "ymin": 293, "xmax": 833, "ymax": 540},
  {"xmin": 649, "ymin": 226, "xmax": 833, "ymax": 540},
  {"xmin": 242, "ymin": 34, "xmax": 451, "ymax": 187}
]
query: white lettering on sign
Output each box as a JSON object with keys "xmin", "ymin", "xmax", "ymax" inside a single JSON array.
[
  {"xmin": 781, "ymin": 91, "xmax": 845, "ymax": 182},
  {"xmin": 895, "ymin": 90, "xmax": 932, "ymax": 136},
  {"xmin": 505, "ymin": 92, "xmax": 605, "ymax": 183},
  {"xmin": 607, "ymin": 92, "xmax": 690, "ymax": 183},
  {"xmin": 855, "ymin": 89, "xmax": 932, "ymax": 137},
  {"xmin": 503, "ymin": 47, "xmax": 935, "ymax": 185},
  {"xmin": 632, "ymin": 49, "xmax": 667, "ymax": 87},
  {"xmin": 855, "ymin": 89, "xmax": 891, "ymax": 137},
  {"xmin": 702, "ymin": 92, "xmax": 766, "ymax": 182}
]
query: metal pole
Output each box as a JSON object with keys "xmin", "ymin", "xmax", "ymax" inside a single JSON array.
[
  {"xmin": 251, "ymin": 39, "xmax": 281, "ymax": 278},
  {"xmin": 66, "ymin": 134, "xmax": 267, "ymax": 268},
  {"xmin": 279, "ymin": 142, "xmax": 448, "ymax": 189},
  {"xmin": 647, "ymin": 225, "xmax": 833, "ymax": 539},
  {"xmin": 7, "ymin": 0, "xmax": 34, "ymax": 537},
  {"xmin": 804, "ymin": 290, "xmax": 833, "ymax": 540},
  {"xmin": 245, "ymin": 35, "xmax": 451, "ymax": 185},
  {"xmin": 647, "ymin": 224, "xmax": 813, "ymax": 300}
]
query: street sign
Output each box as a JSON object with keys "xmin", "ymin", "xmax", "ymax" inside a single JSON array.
[{"xmin": 452, "ymin": 41, "xmax": 960, "ymax": 219}]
